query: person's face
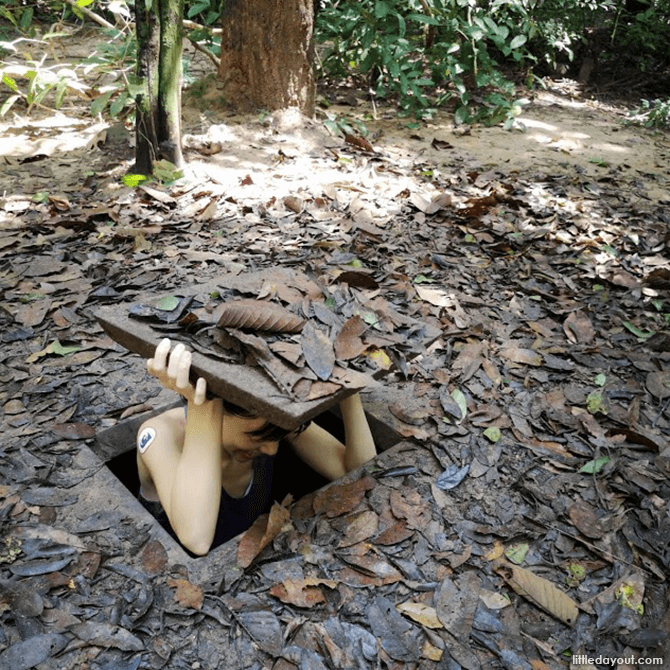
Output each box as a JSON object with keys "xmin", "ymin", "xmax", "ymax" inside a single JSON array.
[{"xmin": 221, "ymin": 414, "xmax": 279, "ymax": 463}]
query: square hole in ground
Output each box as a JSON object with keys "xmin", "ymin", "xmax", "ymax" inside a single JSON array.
[{"xmin": 93, "ymin": 401, "xmax": 401, "ymax": 563}]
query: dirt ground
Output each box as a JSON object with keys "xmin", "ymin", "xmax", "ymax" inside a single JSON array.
[{"xmin": 1, "ymin": 26, "xmax": 670, "ymax": 670}]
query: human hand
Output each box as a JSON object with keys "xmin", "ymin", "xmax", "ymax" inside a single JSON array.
[{"xmin": 147, "ymin": 338, "xmax": 208, "ymax": 405}]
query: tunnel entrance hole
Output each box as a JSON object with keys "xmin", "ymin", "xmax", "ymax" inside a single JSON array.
[{"xmin": 95, "ymin": 401, "xmax": 401, "ymax": 556}]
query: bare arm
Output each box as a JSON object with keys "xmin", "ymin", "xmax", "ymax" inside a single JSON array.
[
  {"xmin": 138, "ymin": 339, "xmax": 223, "ymax": 555},
  {"xmin": 289, "ymin": 392, "xmax": 376, "ymax": 481}
]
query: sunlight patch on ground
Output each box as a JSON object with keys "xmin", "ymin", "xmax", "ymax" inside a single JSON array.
[{"xmin": 0, "ymin": 112, "xmax": 108, "ymax": 158}]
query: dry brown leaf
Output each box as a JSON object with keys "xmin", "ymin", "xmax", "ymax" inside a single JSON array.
[
  {"xmin": 229, "ymin": 329, "xmax": 304, "ymax": 397},
  {"xmin": 16, "ymin": 299, "xmax": 51, "ymax": 327},
  {"xmin": 51, "ymin": 423, "xmax": 96, "ymax": 440},
  {"xmin": 237, "ymin": 497, "xmax": 292, "ymax": 568},
  {"xmin": 410, "ymin": 191, "xmax": 452, "ymax": 214},
  {"xmin": 269, "ymin": 341, "xmax": 303, "ymax": 366},
  {"xmin": 389, "ymin": 488, "xmax": 432, "ymax": 529},
  {"xmin": 344, "ymin": 133, "xmax": 374, "ymax": 152},
  {"xmin": 334, "ymin": 315, "xmax": 368, "ymax": 360},
  {"xmin": 396, "ymin": 602, "xmax": 443, "ymax": 629},
  {"xmin": 500, "ymin": 347, "xmax": 543, "ymax": 367},
  {"xmin": 568, "ymin": 500, "xmax": 607, "ymax": 539},
  {"xmin": 313, "ymin": 476, "xmax": 375, "ymax": 517},
  {"xmin": 389, "ymin": 401, "xmax": 431, "ymax": 425},
  {"xmin": 563, "ymin": 310, "xmax": 595, "ymax": 344},
  {"xmin": 646, "ymin": 371, "xmax": 670, "ymax": 399},
  {"xmin": 494, "ymin": 559, "xmax": 579, "ymax": 626},
  {"xmin": 485, "ymin": 539, "xmax": 506, "ymax": 561},
  {"xmin": 301, "ymin": 322, "xmax": 335, "ymax": 381},
  {"xmin": 215, "ymin": 299, "xmax": 305, "ymax": 333},
  {"xmin": 338, "ymin": 510, "xmax": 379, "ymax": 547},
  {"xmin": 452, "ymin": 341, "xmax": 485, "ymax": 380},
  {"xmin": 269, "ymin": 577, "xmax": 337, "ymax": 608},
  {"xmin": 166, "ymin": 578, "xmax": 204, "ymax": 610},
  {"xmin": 141, "ymin": 539, "xmax": 168, "ymax": 575}
]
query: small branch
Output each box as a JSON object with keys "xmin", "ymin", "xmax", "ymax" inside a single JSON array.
[
  {"xmin": 186, "ymin": 35, "xmax": 220, "ymax": 69},
  {"xmin": 183, "ymin": 19, "xmax": 223, "ymax": 35},
  {"xmin": 60, "ymin": 0, "xmax": 116, "ymax": 30}
]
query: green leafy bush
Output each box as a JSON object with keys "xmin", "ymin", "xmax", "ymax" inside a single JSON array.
[
  {"xmin": 316, "ymin": 0, "xmax": 534, "ymax": 125},
  {"xmin": 627, "ymin": 97, "xmax": 670, "ymax": 127}
]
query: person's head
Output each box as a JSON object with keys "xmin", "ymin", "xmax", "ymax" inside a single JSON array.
[{"xmin": 220, "ymin": 399, "xmax": 308, "ymax": 463}]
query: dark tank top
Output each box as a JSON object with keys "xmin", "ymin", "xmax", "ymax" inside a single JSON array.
[{"xmin": 138, "ymin": 454, "xmax": 275, "ymax": 555}]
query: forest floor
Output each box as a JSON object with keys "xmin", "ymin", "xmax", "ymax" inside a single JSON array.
[{"xmin": 1, "ymin": 26, "xmax": 670, "ymax": 670}]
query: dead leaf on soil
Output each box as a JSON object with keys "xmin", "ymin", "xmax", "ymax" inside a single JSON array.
[
  {"xmin": 568, "ymin": 500, "xmax": 607, "ymax": 539},
  {"xmin": 237, "ymin": 496, "xmax": 292, "ymax": 568},
  {"xmin": 646, "ymin": 371, "xmax": 670, "ymax": 399},
  {"xmin": 301, "ymin": 321, "xmax": 336, "ymax": 381},
  {"xmin": 500, "ymin": 347, "xmax": 543, "ymax": 367},
  {"xmin": 215, "ymin": 299, "xmax": 305, "ymax": 333},
  {"xmin": 50, "ymin": 423, "xmax": 96, "ymax": 440},
  {"xmin": 269, "ymin": 577, "xmax": 337, "ymax": 608},
  {"xmin": 337, "ymin": 509, "xmax": 379, "ymax": 547},
  {"xmin": 69, "ymin": 621, "xmax": 144, "ymax": 650},
  {"xmin": 141, "ymin": 539, "xmax": 168, "ymax": 575},
  {"xmin": 166, "ymin": 578, "xmax": 204, "ymax": 610},
  {"xmin": 396, "ymin": 601, "xmax": 444, "ymax": 629},
  {"xmin": 563, "ymin": 310, "xmax": 595, "ymax": 344},
  {"xmin": 494, "ymin": 559, "xmax": 579, "ymax": 626},
  {"xmin": 334, "ymin": 315, "xmax": 368, "ymax": 360},
  {"xmin": 312, "ymin": 476, "xmax": 375, "ymax": 518}
]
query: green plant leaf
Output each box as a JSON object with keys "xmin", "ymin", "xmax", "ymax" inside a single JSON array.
[
  {"xmin": 414, "ymin": 274, "xmax": 434, "ymax": 284},
  {"xmin": 509, "ymin": 35, "xmax": 527, "ymax": 49},
  {"xmin": 375, "ymin": 1, "xmax": 390, "ymax": 19},
  {"xmin": 505, "ymin": 543, "xmax": 529, "ymax": 565},
  {"xmin": 121, "ymin": 173, "xmax": 149, "ymax": 187},
  {"xmin": 407, "ymin": 13, "xmax": 441, "ymax": 25},
  {"xmin": 50, "ymin": 340, "xmax": 81, "ymax": 356},
  {"xmin": 2, "ymin": 73, "xmax": 18, "ymax": 92},
  {"xmin": 586, "ymin": 391, "xmax": 607, "ymax": 415},
  {"xmin": 483, "ymin": 426, "xmax": 502, "ymax": 442},
  {"xmin": 155, "ymin": 295, "xmax": 180, "ymax": 311},
  {"xmin": 109, "ymin": 91, "xmax": 129, "ymax": 117},
  {"xmin": 91, "ymin": 90, "xmax": 114, "ymax": 116},
  {"xmin": 19, "ymin": 6, "xmax": 33, "ymax": 31},
  {"xmin": 0, "ymin": 94, "xmax": 19, "ymax": 117},
  {"xmin": 622, "ymin": 321, "xmax": 655, "ymax": 341},
  {"xmin": 451, "ymin": 388, "xmax": 467, "ymax": 423},
  {"xmin": 579, "ymin": 456, "xmax": 611, "ymax": 474},
  {"xmin": 454, "ymin": 105, "xmax": 470, "ymax": 125}
]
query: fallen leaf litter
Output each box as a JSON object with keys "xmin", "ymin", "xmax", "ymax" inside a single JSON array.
[{"xmin": 1, "ymin": 68, "xmax": 669, "ymax": 669}]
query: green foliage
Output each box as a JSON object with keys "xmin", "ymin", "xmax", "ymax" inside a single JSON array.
[
  {"xmin": 316, "ymin": 0, "xmax": 535, "ymax": 124},
  {"xmin": 0, "ymin": 0, "xmax": 37, "ymax": 35},
  {"xmin": 0, "ymin": 60, "xmax": 83, "ymax": 116},
  {"xmin": 186, "ymin": 0, "xmax": 221, "ymax": 25},
  {"xmin": 83, "ymin": 29, "xmax": 139, "ymax": 119},
  {"xmin": 627, "ymin": 97, "xmax": 670, "ymax": 127}
]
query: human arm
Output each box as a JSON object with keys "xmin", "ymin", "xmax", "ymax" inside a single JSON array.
[
  {"xmin": 138, "ymin": 339, "xmax": 223, "ymax": 555},
  {"xmin": 289, "ymin": 392, "xmax": 376, "ymax": 481}
]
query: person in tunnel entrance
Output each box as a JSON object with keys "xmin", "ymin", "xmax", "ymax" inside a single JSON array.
[{"xmin": 136, "ymin": 338, "xmax": 376, "ymax": 556}]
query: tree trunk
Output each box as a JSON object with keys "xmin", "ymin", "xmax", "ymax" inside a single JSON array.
[
  {"xmin": 217, "ymin": 0, "xmax": 315, "ymax": 116},
  {"xmin": 135, "ymin": 0, "xmax": 184, "ymax": 174}
]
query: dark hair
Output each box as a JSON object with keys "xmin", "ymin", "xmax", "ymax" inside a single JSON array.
[{"xmin": 222, "ymin": 399, "xmax": 309, "ymax": 442}]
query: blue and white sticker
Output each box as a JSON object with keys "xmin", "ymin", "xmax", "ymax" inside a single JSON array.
[{"xmin": 138, "ymin": 427, "xmax": 156, "ymax": 453}]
